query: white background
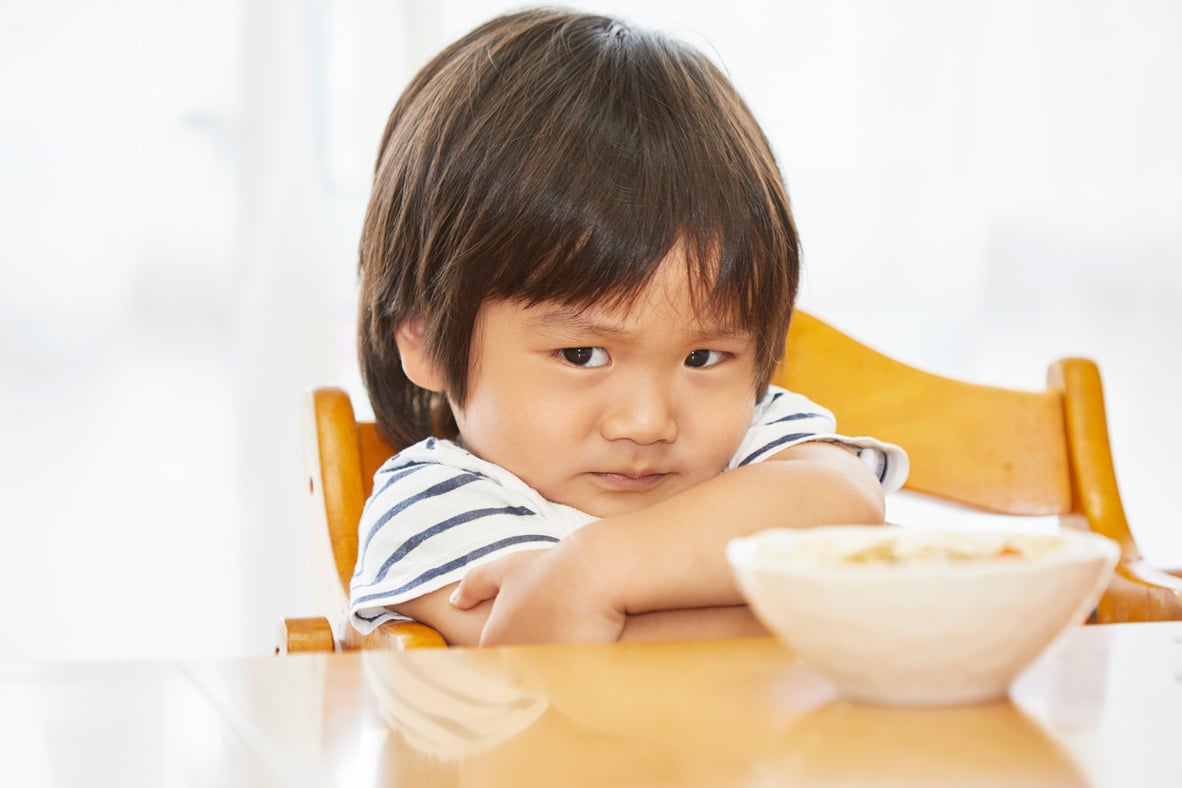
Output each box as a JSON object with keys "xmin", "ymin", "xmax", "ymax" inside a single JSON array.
[{"xmin": 2, "ymin": 0, "xmax": 1179, "ymax": 662}]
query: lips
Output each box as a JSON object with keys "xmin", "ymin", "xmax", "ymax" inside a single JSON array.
[{"xmin": 591, "ymin": 471, "xmax": 669, "ymax": 492}]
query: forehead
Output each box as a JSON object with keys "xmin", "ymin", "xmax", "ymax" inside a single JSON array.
[
  {"xmin": 569, "ymin": 242, "xmax": 742, "ymax": 316},
  {"xmin": 517, "ymin": 256, "xmax": 749, "ymax": 338}
]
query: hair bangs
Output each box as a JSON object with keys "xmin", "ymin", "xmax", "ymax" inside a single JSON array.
[{"xmin": 469, "ymin": 23, "xmax": 795, "ymax": 341}]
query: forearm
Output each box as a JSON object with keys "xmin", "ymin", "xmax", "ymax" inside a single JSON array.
[
  {"xmin": 618, "ymin": 605, "xmax": 768, "ymax": 642},
  {"xmin": 400, "ymin": 584, "xmax": 764, "ymax": 646},
  {"xmin": 575, "ymin": 442, "xmax": 884, "ymax": 615},
  {"xmin": 395, "ymin": 583, "xmax": 490, "ymax": 646}
]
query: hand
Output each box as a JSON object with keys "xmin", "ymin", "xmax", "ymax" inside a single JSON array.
[{"xmin": 449, "ymin": 539, "xmax": 625, "ymax": 646}]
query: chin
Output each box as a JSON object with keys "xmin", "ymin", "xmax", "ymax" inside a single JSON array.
[{"xmin": 585, "ymin": 491, "xmax": 676, "ymax": 519}]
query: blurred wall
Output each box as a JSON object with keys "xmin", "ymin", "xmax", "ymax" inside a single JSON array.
[{"xmin": 1, "ymin": 0, "xmax": 1178, "ymax": 661}]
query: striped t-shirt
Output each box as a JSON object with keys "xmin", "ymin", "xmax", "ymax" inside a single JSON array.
[{"xmin": 350, "ymin": 384, "xmax": 908, "ymax": 634}]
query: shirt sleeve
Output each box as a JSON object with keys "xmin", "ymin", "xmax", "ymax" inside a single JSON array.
[
  {"xmin": 349, "ymin": 440, "xmax": 590, "ymax": 635},
  {"xmin": 725, "ymin": 385, "xmax": 909, "ymax": 493}
]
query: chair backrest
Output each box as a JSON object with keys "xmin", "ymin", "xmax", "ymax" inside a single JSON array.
[
  {"xmin": 776, "ymin": 312, "xmax": 1072, "ymax": 517},
  {"xmin": 303, "ymin": 387, "xmax": 444, "ymax": 649},
  {"xmin": 298, "ymin": 311, "xmax": 1178, "ymax": 649}
]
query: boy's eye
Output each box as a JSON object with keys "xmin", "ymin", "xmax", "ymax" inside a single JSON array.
[
  {"xmin": 561, "ymin": 347, "xmax": 611, "ymax": 367},
  {"xmin": 685, "ymin": 349, "xmax": 725, "ymax": 368}
]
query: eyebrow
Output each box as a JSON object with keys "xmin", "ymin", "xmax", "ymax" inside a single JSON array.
[
  {"xmin": 523, "ymin": 309, "xmax": 626, "ymax": 339},
  {"xmin": 522, "ymin": 307, "xmax": 751, "ymax": 343}
]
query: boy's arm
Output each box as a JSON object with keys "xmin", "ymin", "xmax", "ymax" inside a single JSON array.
[
  {"xmin": 592, "ymin": 440, "xmax": 884, "ymax": 612},
  {"xmin": 618, "ymin": 606, "xmax": 768, "ymax": 641},
  {"xmin": 453, "ymin": 440, "xmax": 884, "ymax": 645},
  {"xmin": 395, "ymin": 585, "xmax": 767, "ymax": 647},
  {"xmin": 395, "ymin": 585, "xmax": 491, "ymax": 647}
]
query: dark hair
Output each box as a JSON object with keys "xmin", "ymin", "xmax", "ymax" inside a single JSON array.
[{"xmin": 358, "ymin": 8, "xmax": 799, "ymax": 448}]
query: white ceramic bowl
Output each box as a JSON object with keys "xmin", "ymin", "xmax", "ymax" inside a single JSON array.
[{"xmin": 727, "ymin": 526, "xmax": 1119, "ymax": 706}]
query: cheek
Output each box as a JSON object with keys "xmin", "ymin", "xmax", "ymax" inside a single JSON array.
[
  {"xmin": 714, "ymin": 409, "xmax": 756, "ymax": 458},
  {"xmin": 715, "ymin": 392, "xmax": 759, "ymax": 447},
  {"xmin": 455, "ymin": 373, "xmax": 578, "ymax": 461}
]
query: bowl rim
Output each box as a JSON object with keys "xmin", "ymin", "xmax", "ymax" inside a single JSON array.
[{"xmin": 727, "ymin": 525, "xmax": 1120, "ymax": 581}]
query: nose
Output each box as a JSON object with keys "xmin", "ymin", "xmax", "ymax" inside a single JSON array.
[{"xmin": 599, "ymin": 376, "xmax": 679, "ymax": 445}]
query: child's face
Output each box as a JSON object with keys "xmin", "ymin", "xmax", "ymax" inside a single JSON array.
[{"xmin": 452, "ymin": 252, "xmax": 759, "ymax": 518}]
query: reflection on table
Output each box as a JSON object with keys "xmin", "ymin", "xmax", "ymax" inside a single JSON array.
[
  {"xmin": 4, "ymin": 623, "xmax": 1181, "ymax": 786},
  {"xmin": 357, "ymin": 636, "xmax": 1086, "ymax": 787}
]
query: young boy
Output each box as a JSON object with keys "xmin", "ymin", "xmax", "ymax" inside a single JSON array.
[{"xmin": 350, "ymin": 9, "xmax": 907, "ymax": 646}]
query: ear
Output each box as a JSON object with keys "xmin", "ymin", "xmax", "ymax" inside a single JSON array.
[{"xmin": 395, "ymin": 317, "xmax": 446, "ymax": 393}]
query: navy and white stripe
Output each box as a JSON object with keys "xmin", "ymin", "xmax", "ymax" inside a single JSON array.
[
  {"xmin": 725, "ymin": 386, "xmax": 908, "ymax": 489},
  {"xmin": 350, "ymin": 440, "xmax": 595, "ymax": 634},
  {"xmin": 349, "ymin": 384, "xmax": 908, "ymax": 634}
]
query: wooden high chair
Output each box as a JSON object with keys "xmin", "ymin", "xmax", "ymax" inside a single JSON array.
[{"xmin": 277, "ymin": 311, "xmax": 1182, "ymax": 653}]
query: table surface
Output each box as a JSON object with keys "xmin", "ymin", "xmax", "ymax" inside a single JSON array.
[{"xmin": 3, "ymin": 622, "xmax": 1181, "ymax": 787}]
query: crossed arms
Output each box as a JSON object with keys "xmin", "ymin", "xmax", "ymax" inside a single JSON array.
[{"xmin": 395, "ymin": 441, "xmax": 885, "ymax": 646}]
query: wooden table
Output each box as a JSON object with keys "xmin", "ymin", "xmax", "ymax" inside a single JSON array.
[{"xmin": 4, "ymin": 622, "xmax": 1181, "ymax": 786}]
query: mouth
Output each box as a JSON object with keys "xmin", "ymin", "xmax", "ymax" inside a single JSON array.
[{"xmin": 591, "ymin": 471, "xmax": 670, "ymax": 492}]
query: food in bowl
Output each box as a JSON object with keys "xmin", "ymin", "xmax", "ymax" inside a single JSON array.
[
  {"xmin": 727, "ymin": 526, "xmax": 1119, "ymax": 707},
  {"xmin": 790, "ymin": 531, "xmax": 1056, "ymax": 565}
]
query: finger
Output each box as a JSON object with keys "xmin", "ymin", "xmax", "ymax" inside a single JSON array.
[
  {"xmin": 450, "ymin": 548, "xmax": 550, "ymax": 609},
  {"xmin": 449, "ymin": 565, "xmax": 501, "ymax": 609}
]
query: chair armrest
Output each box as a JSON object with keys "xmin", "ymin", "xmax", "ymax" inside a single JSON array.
[
  {"xmin": 278, "ymin": 616, "xmax": 447, "ymax": 652},
  {"xmin": 1095, "ymin": 560, "xmax": 1182, "ymax": 623},
  {"xmin": 277, "ymin": 616, "xmax": 336, "ymax": 654},
  {"xmin": 354, "ymin": 620, "xmax": 448, "ymax": 650}
]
